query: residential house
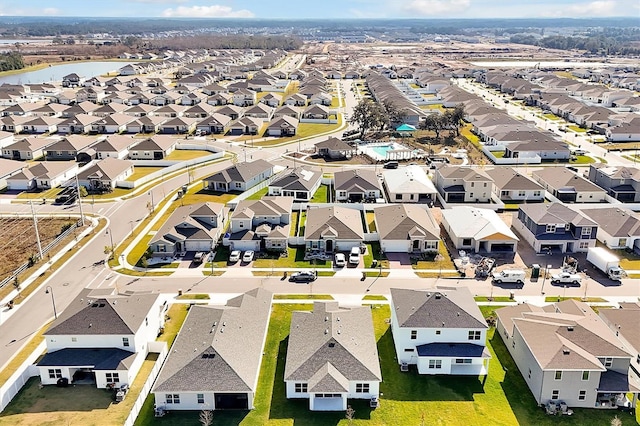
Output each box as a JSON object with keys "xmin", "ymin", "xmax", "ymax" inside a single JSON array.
[
  {"xmin": 334, "ymin": 169, "xmax": 382, "ymax": 202},
  {"xmin": 375, "ymin": 204, "xmax": 440, "ymax": 253},
  {"xmin": 390, "ymin": 287, "xmax": 491, "ymax": 375},
  {"xmin": 228, "ymin": 116, "xmax": 262, "ymax": 135},
  {"xmin": 2, "ymin": 137, "xmax": 53, "ymax": 160},
  {"xmin": 37, "ymin": 288, "xmax": 165, "ymax": 389},
  {"xmin": 533, "ymin": 167, "xmax": 607, "ymax": 203},
  {"xmin": 226, "ymin": 196, "xmax": 293, "ymax": 252},
  {"xmin": 149, "ymin": 202, "xmax": 225, "ymax": 257},
  {"xmin": 274, "ymin": 105, "xmax": 301, "ymax": 120},
  {"xmin": 495, "ymin": 300, "xmax": 639, "ymax": 408},
  {"xmin": 314, "ymin": 137, "xmax": 354, "ymax": 160},
  {"xmin": 266, "ymin": 116, "xmax": 298, "ymax": 137},
  {"xmin": 260, "ymin": 93, "xmax": 282, "ymax": 108},
  {"xmin": 582, "ymin": 208, "xmax": 640, "ymax": 251},
  {"xmin": 160, "ymin": 117, "xmax": 197, "ymax": 134},
  {"xmin": 268, "ymin": 167, "xmax": 322, "ymax": 202},
  {"xmin": 513, "ymin": 202, "xmax": 597, "ymax": 253},
  {"xmin": 74, "ymin": 157, "xmax": 134, "ymax": 192},
  {"xmin": 434, "ymin": 166, "xmax": 494, "ymax": 204},
  {"xmin": 0, "ymin": 158, "xmax": 27, "ymax": 190},
  {"xmin": 284, "ymin": 301, "xmax": 381, "ymax": 411},
  {"xmin": 244, "ymin": 103, "xmax": 274, "ymax": 120},
  {"xmin": 304, "ymin": 206, "xmax": 364, "ymax": 254},
  {"xmin": 203, "ymin": 159, "xmax": 274, "ymax": 193},
  {"xmin": 152, "ymin": 289, "xmax": 272, "ymax": 411},
  {"xmin": 57, "ymin": 114, "xmax": 102, "ymax": 135},
  {"xmin": 485, "ymin": 167, "xmax": 545, "ymax": 202},
  {"xmin": 217, "ymin": 105, "xmax": 244, "ymax": 120},
  {"xmin": 504, "ymin": 139, "xmax": 571, "ymax": 161},
  {"xmin": 599, "ymin": 304, "xmax": 640, "ymax": 381},
  {"xmin": 22, "ymin": 116, "xmax": 61, "ymax": 134},
  {"xmin": 302, "ymin": 104, "xmax": 330, "ymax": 120},
  {"xmin": 383, "ymin": 165, "xmax": 438, "ymax": 203},
  {"xmin": 588, "ymin": 164, "xmax": 640, "ymax": 203},
  {"xmin": 6, "ymin": 161, "xmax": 78, "ymax": 191},
  {"xmin": 441, "ymin": 206, "xmax": 519, "ymax": 253},
  {"xmin": 128, "ymin": 136, "xmax": 177, "ymax": 160},
  {"xmin": 283, "ymin": 93, "xmax": 307, "ymax": 107},
  {"xmin": 127, "ymin": 115, "xmax": 167, "ymax": 134},
  {"xmin": 45, "ymin": 135, "xmax": 97, "ymax": 161},
  {"xmin": 232, "ymin": 88, "xmax": 257, "ymax": 107},
  {"xmin": 92, "ymin": 113, "xmax": 135, "ymax": 134},
  {"xmin": 196, "ymin": 113, "xmax": 232, "ymax": 135},
  {"xmin": 92, "ymin": 135, "xmax": 138, "ymax": 160}
]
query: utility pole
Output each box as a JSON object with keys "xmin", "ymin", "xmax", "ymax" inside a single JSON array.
[
  {"xmin": 75, "ymin": 174, "xmax": 85, "ymax": 226},
  {"xmin": 29, "ymin": 200, "xmax": 43, "ymax": 261}
]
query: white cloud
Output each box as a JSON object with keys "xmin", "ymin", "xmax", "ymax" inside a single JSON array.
[
  {"xmin": 42, "ymin": 8, "xmax": 60, "ymax": 15},
  {"xmin": 133, "ymin": 0, "xmax": 188, "ymax": 3},
  {"xmin": 564, "ymin": 1, "xmax": 617, "ymax": 15},
  {"xmin": 403, "ymin": 0, "xmax": 471, "ymax": 16},
  {"xmin": 162, "ymin": 5, "xmax": 254, "ymax": 18}
]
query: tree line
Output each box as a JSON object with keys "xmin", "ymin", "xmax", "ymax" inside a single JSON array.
[
  {"xmin": 0, "ymin": 52, "xmax": 25, "ymax": 72},
  {"xmin": 510, "ymin": 33, "xmax": 640, "ymax": 56}
]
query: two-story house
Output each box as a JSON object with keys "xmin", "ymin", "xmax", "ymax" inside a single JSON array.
[
  {"xmin": 588, "ymin": 164, "xmax": 640, "ymax": 203},
  {"xmin": 390, "ymin": 287, "xmax": 491, "ymax": 375},
  {"xmin": 485, "ymin": 167, "xmax": 545, "ymax": 203},
  {"xmin": 38, "ymin": 288, "xmax": 165, "ymax": 389},
  {"xmin": 149, "ymin": 202, "xmax": 225, "ymax": 257},
  {"xmin": 496, "ymin": 300, "xmax": 639, "ymax": 409},
  {"xmin": 334, "ymin": 169, "xmax": 382, "ymax": 202},
  {"xmin": 268, "ymin": 167, "xmax": 322, "ymax": 202},
  {"xmin": 533, "ymin": 167, "xmax": 606, "ymax": 203},
  {"xmin": 599, "ymin": 303, "xmax": 640, "ymax": 383},
  {"xmin": 284, "ymin": 301, "xmax": 382, "ymax": 411},
  {"xmin": 203, "ymin": 159, "xmax": 274, "ymax": 193},
  {"xmin": 514, "ymin": 202, "xmax": 598, "ymax": 253},
  {"xmin": 226, "ymin": 197, "xmax": 293, "ymax": 252},
  {"xmin": 582, "ymin": 208, "xmax": 640, "ymax": 252},
  {"xmin": 153, "ymin": 289, "xmax": 272, "ymax": 411},
  {"xmin": 434, "ymin": 166, "xmax": 494, "ymax": 204}
]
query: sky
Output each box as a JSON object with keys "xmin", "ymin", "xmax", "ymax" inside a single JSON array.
[{"xmin": 0, "ymin": 0, "xmax": 638, "ymax": 19}]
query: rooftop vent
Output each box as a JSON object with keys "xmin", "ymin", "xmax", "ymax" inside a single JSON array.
[
  {"xmin": 329, "ymin": 342, "xmax": 335, "ymax": 347},
  {"xmin": 563, "ymin": 349, "xmax": 570, "ymax": 355},
  {"xmin": 567, "ymin": 326, "xmax": 574, "ymax": 332},
  {"xmin": 435, "ymin": 294, "xmax": 442, "ymax": 300}
]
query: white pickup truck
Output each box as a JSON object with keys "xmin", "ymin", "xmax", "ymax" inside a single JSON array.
[{"xmin": 551, "ymin": 271, "xmax": 582, "ymax": 285}]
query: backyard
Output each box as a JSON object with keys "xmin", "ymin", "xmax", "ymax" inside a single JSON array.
[{"xmin": 133, "ymin": 303, "xmax": 635, "ymax": 426}]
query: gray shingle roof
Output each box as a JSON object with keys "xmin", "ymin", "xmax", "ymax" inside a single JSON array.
[
  {"xmin": 45, "ymin": 288, "xmax": 160, "ymax": 336},
  {"xmin": 304, "ymin": 206, "xmax": 364, "ymax": 241},
  {"xmin": 203, "ymin": 159, "xmax": 273, "ymax": 185},
  {"xmin": 269, "ymin": 167, "xmax": 322, "ymax": 192},
  {"xmin": 485, "ymin": 167, "xmax": 544, "ymax": 191},
  {"xmin": 153, "ymin": 288, "xmax": 272, "ymax": 393},
  {"xmin": 582, "ymin": 208, "xmax": 640, "ymax": 238},
  {"xmin": 520, "ymin": 202, "xmax": 596, "ymax": 226},
  {"xmin": 284, "ymin": 302, "xmax": 381, "ymax": 384},
  {"xmin": 533, "ymin": 167, "xmax": 605, "ymax": 193},
  {"xmin": 334, "ymin": 169, "xmax": 381, "ymax": 192},
  {"xmin": 38, "ymin": 348, "xmax": 137, "ymax": 371},
  {"xmin": 375, "ymin": 204, "xmax": 439, "ymax": 241},
  {"xmin": 391, "ymin": 287, "xmax": 487, "ymax": 329}
]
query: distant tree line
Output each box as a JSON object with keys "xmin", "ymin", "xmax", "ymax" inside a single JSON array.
[
  {"xmin": 0, "ymin": 52, "xmax": 25, "ymax": 72},
  {"xmin": 146, "ymin": 35, "xmax": 302, "ymax": 51},
  {"xmin": 510, "ymin": 32, "xmax": 640, "ymax": 55}
]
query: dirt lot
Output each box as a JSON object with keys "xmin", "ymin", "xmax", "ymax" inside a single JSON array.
[{"xmin": 0, "ymin": 217, "xmax": 80, "ymax": 282}]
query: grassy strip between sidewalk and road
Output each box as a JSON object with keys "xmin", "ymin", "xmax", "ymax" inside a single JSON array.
[
  {"xmin": 272, "ymin": 294, "xmax": 334, "ymax": 300},
  {"xmin": 544, "ymin": 296, "xmax": 607, "ymax": 303}
]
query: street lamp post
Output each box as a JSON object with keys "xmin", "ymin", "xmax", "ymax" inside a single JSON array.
[
  {"xmin": 45, "ymin": 286, "xmax": 57, "ymax": 319},
  {"xmin": 148, "ymin": 191, "xmax": 155, "ymax": 213},
  {"xmin": 106, "ymin": 228, "xmax": 114, "ymax": 258}
]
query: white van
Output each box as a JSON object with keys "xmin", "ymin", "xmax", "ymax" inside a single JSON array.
[{"xmin": 491, "ymin": 269, "xmax": 525, "ymax": 284}]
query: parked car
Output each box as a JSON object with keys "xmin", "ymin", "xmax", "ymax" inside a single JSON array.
[
  {"xmin": 551, "ymin": 271, "xmax": 582, "ymax": 285},
  {"xmin": 289, "ymin": 270, "xmax": 317, "ymax": 283},
  {"xmin": 193, "ymin": 252, "xmax": 205, "ymax": 264},
  {"xmin": 383, "ymin": 161, "xmax": 399, "ymax": 169},
  {"xmin": 349, "ymin": 247, "xmax": 360, "ymax": 265},
  {"xmin": 229, "ymin": 250, "xmax": 241, "ymax": 263},
  {"xmin": 334, "ymin": 253, "xmax": 346, "ymax": 267},
  {"xmin": 491, "ymin": 269, "xmax": 525, "ymax": 284},
  {"xmin": 242, "ymin": 250, "xmax": 255, "ymax": 263}
]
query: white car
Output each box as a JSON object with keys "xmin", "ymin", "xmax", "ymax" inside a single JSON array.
[
  {"xmin": 551, "ymin": 272, "xmax": 582, "ymax": 285},
  {"xmin": 229, "ymin": 250, "xmax": 241, "ymax": 263},
  {"xmin": 334, "ymin": 253, "xmax": 346, "ymax": 267},
  {"xmin": 349, "ymin": 247, "xmax": 360, "ymax": 265},
  {"xmin": 242, "ymin": 250, "xmax": 255, "ymax": 263}
]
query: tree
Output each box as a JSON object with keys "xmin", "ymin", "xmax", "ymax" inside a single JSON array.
[
  {"xmin": 450, "ymin": 104, "xmax": 466, "ymax": 136},
  {"xmin": 345, "ymin": 405, "xmax": 355, "ymax": 424},
  {"xmin": 349, "ymin": 99, "xmax": 387, "ymax": 138},
  {"xmin": 79, "ymin": 186, "xmax": 88, "ymax": 198},
  {"xmin": 199, "ymin": 409, "xmax": 214, "ymax": 426},
  {"xmin": 421, "ymin": 113, "xmax": 445, "ymax": 140},
  {"xmin": 382, "ymin": 99, "xmax": 408, "ymax": 128}
]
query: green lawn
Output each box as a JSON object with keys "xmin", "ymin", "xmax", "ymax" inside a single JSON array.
[
  {"xmin": 567, "ymin": 125, "xmax": 588, "ymax": 133},
  {"xmin": 273, "ymin": 294, "xmax": 334, "ymax": 300},
  {"xmin": 475, "ymin": 296, "xmax": 513, "ymax": 302},
  {"xmin": 543, "ymin": 297, "xmax": 607, "ymax": 303},
  {"xmin": 246, "ymin": 187, "xmax": 268, "ymax": 200},
  {"xmin": 289, "ymin": 211, "xmax": 299, "ymax": 237},
  {"xmin": 543, "ymin": 113, "xmax": 562, "ymax": 121},
  {"xmin": 252, "ymin": 246, "xmax": 331, "ymax": 269},
  {"xmin": 126, "ymin": 166, "xmax": 164, "ymax": 182},
  {"xmin": 254, "ymin": 118, "xmax": 343, "ymax": 147},
  {"xmin": 412, "ymin": 244, "xmax": 455, "ymax": 270},
  {"xmin": 134, "ymin": 303, "xmax": 636, "ymax": 426},
  {"xmin": 363, "ymin": 242, "xmax": 389, "ymax": 269},
  {"xmin": 366, "ymin": 212, "xmax": 376, "ymax": 232},
  {"xmin": 310, "ymin": 185, "xmax": 329, "ymax": 203},
  {"xmin": 460, "ymin": 124, "xmax": 481, "ymax": 146},
  {"xmin": 298, "ymin": 211, "xmax": 307, "ymax": 236},
  {"xmin": 570, "ymin": 155, "xmax": 595, "ymax": 164},
  {"xmin": 165, "ymin": 150, "xmax": 213, "ymax": 161}
]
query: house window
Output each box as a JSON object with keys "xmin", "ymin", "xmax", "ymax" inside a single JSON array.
[
  {"xmin": 582, "ymin": 371, "xmax": 589, "ymax": 381},
  {"xmin": 197, "ymin": 394, "xmax": 205, "ymax": 404},
  {"xmin": 528, "ymin": 369, "xmax": 531, "ymax": 379},
  {"xmin": 404, "ymin": 348, "xmax": 415, "ymax": 352},
  {"xmin": 435, "ymin": 330, "xmax": 441, "ymax": 335},
  {"xmin": 158, "ymin": 244, "xmax": 166, "ymax": 252},
  {"xmin": 546, "ymin": 224, "xmax": 556, "ymax": 233},
  {"xmin": 605, "ymin": 357, "xmax": 613, "ymax": 367},
  {"xmin": 48, "ymin": 369, "xmax": 62, "ymax": 379},
  {"xmin": 105, "ymin": 372, "xmax": 120, "ymax": 383},
  {"xmin": 551, "ymin": 390, "xmax": 560, "ymax": 400},
  {"xmin": 565, "ymin": 223, "xmax": 570, "ymax": 231},
  {"xmin": 425, "ymin": 241, "xmax": 438, "ymax": 250},
  {"xmin": 235, "ymin": 182, "xmax": 242, "ymax": 188},
  {"xmin": 166, "ymin": 394, "xmax": 180, "ymax": 404},
  {"xmin": 410, "ymin": 194, "xmax": 415, "ymax": 200},
  {"xmin": 469, "ymin": 193, "xmax": 474, "ymax": 198},
  {"xmin": 554, "ymin": 371, "xmax": 562, "ymax": 380},
  {"xmin": 339, "ymin": 191, "xmax": 346, "ymax": 197},
  {"xmin": 462, "ymin": 238, "xmax": 472, "ymax": 246},
  {"xmin": 410, "ymin": 330, "xmax": 417, "ymax": 340},
  {"xmin": 579, "ymin": 242, "xmax": 589, "ymax": 249},
  {"xmin": 71, "ymin": 337, "xmax": 77, "ymax": 342},
  {"xmin": 471, "ymin": 182, "xmax": 475, "ymax": 187},
  {"xmin": 581, "ymin": 227, "xmax": 591, "ymax": 237},
  {"xmin": 518, "ymin": 191, "xmax": 526, "ymax": 197},
  {"xmin": 619, "ymin": 238, "xmax": 627, "ymax": 247},
  {"xmin": 295, "ymin": 383, "xmax": 308, "ymax": 393},
  {"xmin": 428, "ymin": 360, "xmax": 442, "ymax": 369},
  {"xmin": 534, "ymin": 191, "xmax": 541, "ymax": 197},
  {"xmin": 578, "ymin": 390, "xmax": 587, "ymax": 401},
  {"xmin": 468, "ymin": 330, "xmax": 481, "ymax": 340},
  {"xmin": 122, "ymin": 337, "xmax": 130, "ymax": 347},
  {"xmin": 512, "ymin": 340, "xmax": 516, "ymax": 349},
  {"xmin": 355, "ymin": 383, "xmax": 370, "ymax": 393},
  {"xmin": 455, "ymin": 359, "xmax": 472, "ymax": 364},
  {"xmin": 395, "ymin": 194, "xmax": 402, "ymax": 200}
]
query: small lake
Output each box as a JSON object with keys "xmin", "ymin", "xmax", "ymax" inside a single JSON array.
[
  {"xmin": 469, "ymin": 60, "xmax": 626, "ymax": 68},
  {"xmin": 0, "ymin": 61, "xmax": 134, "ymax": 85}
]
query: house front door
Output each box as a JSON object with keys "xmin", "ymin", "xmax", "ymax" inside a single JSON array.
[
  {"xmin": 325, "ymin": 240, "xmax": 333, "ymax": 253},
  {"xmin": 413, "ymin": 240, "xmax": 420, "ymax": 251}
]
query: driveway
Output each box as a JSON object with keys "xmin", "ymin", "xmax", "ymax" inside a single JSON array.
[{"xmin": 385, "ymin": 252, "xmax": 413, "ymax": 268}]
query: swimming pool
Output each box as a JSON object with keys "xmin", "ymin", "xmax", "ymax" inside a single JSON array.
[{"xmin": 361, "ymin": 142, "xmax": 422, "ymax": 161}]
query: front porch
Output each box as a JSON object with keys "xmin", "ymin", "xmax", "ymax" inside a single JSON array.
[{"xmin": 596, "ymin": 370, "xmax": 639, "ymax": 410}]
